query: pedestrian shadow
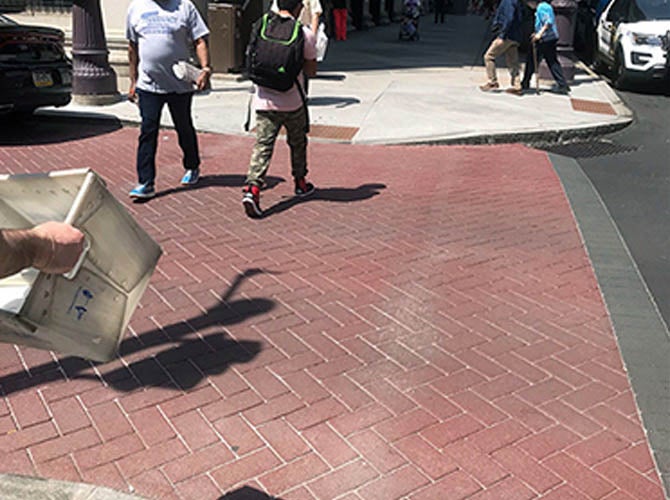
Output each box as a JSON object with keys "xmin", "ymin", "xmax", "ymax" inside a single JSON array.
[
  {"xmin": 0, "ymin": 114, "xmax": 122, "ymax": 146},
  {"xmin": 135, "ymin": 174, "xmax": 285, "ymax": 202},
  {"xmin": 218, "ymin": 485, "xmax": 279, "ymax": 499},
  {"xmin": 206, "ymin": 85, "xmax": 255, "ymax": 93},
  {"xmin": 262, "ymin": 183, "xmax": 386, "ymax": 218},
  {"xmin": 312, "ymin": 72, "xmax": 347, "ymax": 81},
  {"xmin": 307, "ymin": 96, "xmax": 360, "ymax": 108},
  {"xmin": 0, "ymin": 268, "xmax": 274, "ymax": 395}
]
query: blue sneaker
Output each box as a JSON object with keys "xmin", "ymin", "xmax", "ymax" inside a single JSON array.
[
  {"xmin": 129, "ymin": 183, "xmax": 155, "ymax": 199},
  {"xmin": 180, "ymin": 168, "xmax": 200, "ymax": 186}
]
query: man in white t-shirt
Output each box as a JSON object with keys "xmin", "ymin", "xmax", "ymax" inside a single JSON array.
[
  {"xmin": 125, "ymin": 0, "xmax": 211, "ymax": 199},
  {"xmin": 242, "ymin": 0, "xmax": 318, "ymax": 218}
]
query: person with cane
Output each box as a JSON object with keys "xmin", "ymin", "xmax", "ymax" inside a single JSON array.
[{"xmin": 510, "ymin": 0, "xmax": 570, "ymax": 95}]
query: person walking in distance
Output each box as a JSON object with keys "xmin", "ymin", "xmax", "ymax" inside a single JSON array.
[
  {"xmin": 332, "ymin": 0, "xmax": 348, "ymax": 40},
  {"xmin": 479, "ymin": 0, "xmax": 523, "ymax": 92},
  {"xmin": 243, "ymin": 0, "xmax": 318, "ymax": 218},
  {"xmin": 434, "ymin": 0, "xmax": 446, "ymax": 23},
  {"xmin": 513, "ymin": 0, "xmax": 570, "ymax": 94},
  {"xmin": 126, "ymin": 0, "xmax": 212, "ymax": 200}
]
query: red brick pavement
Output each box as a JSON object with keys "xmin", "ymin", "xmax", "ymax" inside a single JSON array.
[{"xmin": 0, "ymin": 123, "xmax": 664, "ymax": 499}]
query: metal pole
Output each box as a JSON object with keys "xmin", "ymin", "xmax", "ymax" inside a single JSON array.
[
  {"xmin": 533, "ymin": 40, "xmax": 540, "ymax": 93},
  {"xmin": 71, "ymin": 0, "xmax": 121, "ymax": 105},
  {"xmin": 552, "ymin": 0, "xmax": 577, "ymax": 82}
]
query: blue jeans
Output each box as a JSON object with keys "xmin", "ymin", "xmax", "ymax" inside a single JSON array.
[
  {"xmin": 136, "ymin": 89, "xmax": 200, "ymax": 185},
  {"xmin": 522, "ymin": 39, "xmax": 567, "ymax": 89}
]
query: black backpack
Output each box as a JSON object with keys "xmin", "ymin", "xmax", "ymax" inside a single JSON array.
[{"xmin": 245, "ymin": 12, "xmax": 305, "ymax": 92}]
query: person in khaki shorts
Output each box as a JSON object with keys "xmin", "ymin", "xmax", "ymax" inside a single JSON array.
[
  {"xmin": 242, "ymin": 0, "xmax": 318, "ymax": 218},
  {"xmin": 480, "ymin": 0, "xmax": 523, "ymax": 92}
]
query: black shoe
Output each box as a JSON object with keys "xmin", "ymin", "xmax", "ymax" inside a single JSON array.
[
  {"xmin": 242, "ymin": 185, "xmax": 262, "ymax": 218},
  {"xmin": 294, "ymin": 178, "xmax": 316, "ymax": 197}
]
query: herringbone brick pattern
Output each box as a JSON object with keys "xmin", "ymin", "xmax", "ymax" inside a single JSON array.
[{"xmin": 0, "ymin": 122, "xmax": 663, "ymax": 499}]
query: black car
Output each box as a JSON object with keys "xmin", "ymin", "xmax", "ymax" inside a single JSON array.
[{"xmin": 0, "ymin": 14, "xmax": 72, "ymax": 116}]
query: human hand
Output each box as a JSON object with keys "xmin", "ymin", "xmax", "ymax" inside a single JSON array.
[
  {"xmin": 196, "ymin": 68, "xmax": 211, "ymax": 91},
  {"xmin": 30, "ymin": 222, "xmax": 86, "ymax": 274},
  {"xmin": 531, "ymin": 33, "xmax": 541, "ymax": 42},
  {"xmin": 128, "ymin": 82, "xmax": 137, "ymax": 103}
]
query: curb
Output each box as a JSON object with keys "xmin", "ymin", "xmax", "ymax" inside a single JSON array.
[
  {"xmin": 37, "ymin": 108, "xmax": 633, "ymax": 148},
  {"xmin": 355, "ymin": 118, "xmax": 633, "ymax": 147}
]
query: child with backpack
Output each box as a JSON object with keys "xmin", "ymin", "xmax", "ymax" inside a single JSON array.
[{"xmin": 242, "ymin": 0, "xmax": 318, "ymax": 218}]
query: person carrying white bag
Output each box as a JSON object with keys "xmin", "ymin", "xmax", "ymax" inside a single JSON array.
[{"xmin": 315, "ymin": 21, "xmax": 329, "ymax": 61}]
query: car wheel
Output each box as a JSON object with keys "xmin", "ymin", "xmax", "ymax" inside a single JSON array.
[
  {"xmin": 592, "ymin": 50, "xmax": 608, "ymax": 74},
  {"xmin": 613, "ymin": 46, "xmax": 630, "ymax": 90}
]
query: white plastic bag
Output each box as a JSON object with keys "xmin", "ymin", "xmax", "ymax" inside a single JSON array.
[
  {"xmin": 172, "ymin": 61, "xmax": 202, "ymax": 83},
  {"xmin": 316, "ymin": 23, "xmax": 328, "ymax": 62}
]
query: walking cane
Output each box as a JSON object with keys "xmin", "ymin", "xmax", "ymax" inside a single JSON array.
[{"xmin": 532, "ymin": 40, "xmax": 540, "ymax": 94}]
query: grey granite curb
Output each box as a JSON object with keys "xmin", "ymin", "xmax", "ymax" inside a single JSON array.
[
  {"xmin": 551, "ymin": 154, "xmax": 670, "ymax": 499},
  {"xmin": 37, "ymin": 108, "xmax": 633, "ymax": 148},
  {"xmin": 375, "ymin": 119, "xmax": 633, "ymax": 147},
  {"xmin": 0, "ymin": 474, "xmax": 147, "ymax": 500}
]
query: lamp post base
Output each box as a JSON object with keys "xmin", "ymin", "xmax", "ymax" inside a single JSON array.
[
  {"xmin": 73, "ymin": 93, "xmax": 122, "ymax": 106},
  {"xmin": 72, "ymin": 0, "xmax": 120, "ymax": 106}
]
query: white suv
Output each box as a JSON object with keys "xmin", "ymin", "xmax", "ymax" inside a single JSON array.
[{"xmin": 595, "ymin": 0, "xmax": 670, "ymax": 88}]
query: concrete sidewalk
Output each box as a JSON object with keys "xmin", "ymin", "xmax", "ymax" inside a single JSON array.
[{"xmin": 43, "ymin": 14, "xmax": 632, "ymax": 146}]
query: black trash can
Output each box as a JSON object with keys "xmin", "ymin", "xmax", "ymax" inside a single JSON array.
[{"xmin": 209, "ymin": 0, "xmax": 264, "ymax": 73}]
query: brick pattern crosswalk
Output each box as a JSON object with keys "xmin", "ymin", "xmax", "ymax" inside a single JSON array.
[{"xmin": 0, "ymin": 124, "xmax": 664, "ymax": 499}]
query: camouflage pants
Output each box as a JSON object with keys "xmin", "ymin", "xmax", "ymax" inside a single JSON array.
[{"xmin": 246, "ymin": 107, "xmax": 309, "ymax": 188}]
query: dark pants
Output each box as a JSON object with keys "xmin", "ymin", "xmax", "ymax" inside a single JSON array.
[
  {"xmin": 370, "ymin": 0, "xmax": 381, "ymax": 24},
  {"xmin": 434, "ymin": 0, "xmax": 446, "ymax": 23},
  {"xmin": 385, "ymin": 0, "xmax": 395, "ymax": 21},
  {"xmin": 522, "ymin": 39, "xmax": 567, "ymax": 89},
  {"xmin": 351, "ymin": 0, "xmax": 364, "ymax": 29},
  {"xmin": 136, "ymin": 89, "xmax": 200, "ymax": 185}
]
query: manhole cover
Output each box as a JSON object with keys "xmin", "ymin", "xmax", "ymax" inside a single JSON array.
[{"xmin": 537, "ymin": 140, "xmax": 639, "ymax": 158}]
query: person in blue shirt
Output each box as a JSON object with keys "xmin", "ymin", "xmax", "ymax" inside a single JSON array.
[
  {"xmin": 480, "ymin": 0, "xmax": 524, "ymax": 92},
  {"xmin": 514, "ymin": 0, "xmax": 569, "ymax": 94}
]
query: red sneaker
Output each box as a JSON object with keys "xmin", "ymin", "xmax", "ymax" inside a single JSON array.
[
  {"xmin": 294, "ymin": 178, "xmax": 316, "ymax": 197},
  {"xmin": 242, "ymin": 185, "xmax": 262, "ymax": 218}
]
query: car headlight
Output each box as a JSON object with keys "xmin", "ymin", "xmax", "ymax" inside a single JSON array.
[{"xmin": 627, "ymin": 32, "xmax": 662, "ymax": 46}]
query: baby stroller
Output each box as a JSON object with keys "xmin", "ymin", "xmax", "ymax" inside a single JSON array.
[{"xmin": 399, "ymin": 0, "xmax": 421, "ymax": 40}]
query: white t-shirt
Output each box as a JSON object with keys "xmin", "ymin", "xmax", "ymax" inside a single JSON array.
[
  {"xmin": 271, "ymin": 0, "xmax": 323, "ymax": 29},
  {"xmin": 126, "ymin": 0, "xmax": 209, "ymax": 94},
  {"xmin": 254, "ymin": 24, "xmax": 317, "ymax": 112}
]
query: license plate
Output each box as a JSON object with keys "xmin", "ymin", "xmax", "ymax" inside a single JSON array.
[
  {"xmin": 32, "ymin": 71, "xmax": 53, "ymax": 88},
  {"xmin": 60, "ymin": 69, "xmax": 72, "ymax": 86}
]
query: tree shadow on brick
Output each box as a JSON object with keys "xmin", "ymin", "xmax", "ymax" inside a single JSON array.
[
  {"xmin": 262, "ymin": 183, "xmax": 386, "ymax": 218},
  {"xmin": 218, "ymin": 485, "xmax": 281, "ymax": 499},
  {"xmin": 0, "ymin": 269, "xmax": 272, "ymax": 395},
  {"xmin": 137, "ymin": 174, "xmax": 286, "ymax": 202},
  {"xmin": 0, "ymin": 114, "xmax": 122, "ymax": 146}
]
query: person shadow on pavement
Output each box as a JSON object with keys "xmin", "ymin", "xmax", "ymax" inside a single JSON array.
[
  {"xmin": 307, "ymin": 96, "xmax": 361, "ymax": 108},
  {"xmin": 218, "ymin": 486, "xmax": 279, "ymax": 499},
  {"xmin": 262, "ymin": 183, "xmax": 386, "ymax": 218},
  {"xmin": 0, "ymin": 268, "xmax": 274, "ymax": 395}
]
